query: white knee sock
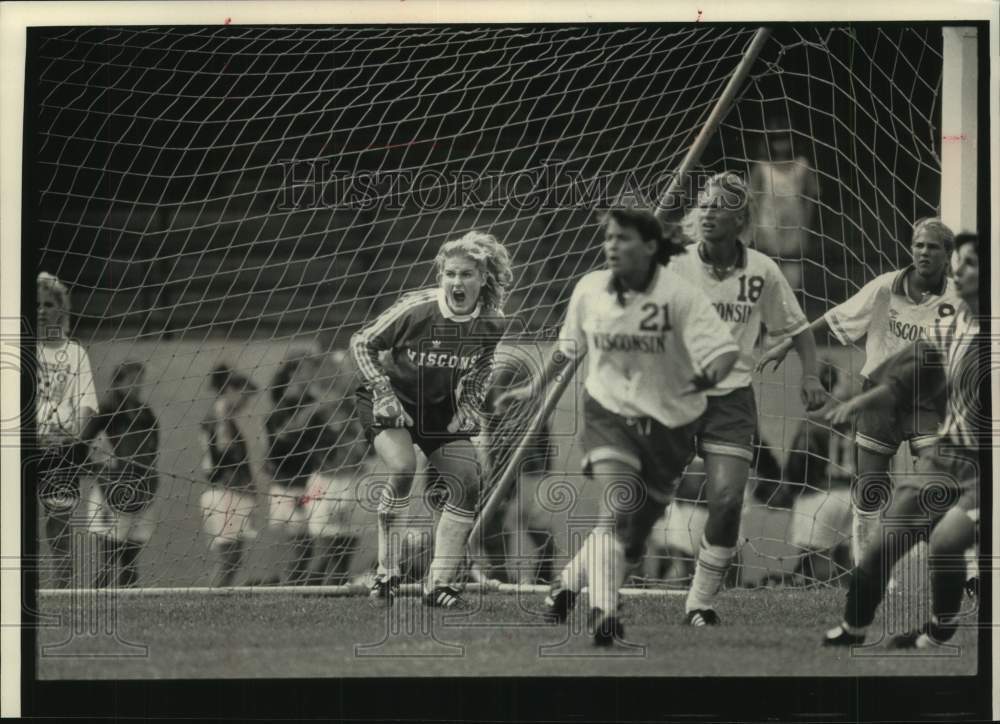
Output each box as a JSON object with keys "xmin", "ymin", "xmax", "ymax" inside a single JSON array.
[
  {"xmin": 560, "ymin": 530, "xmax": 593, "ymax": 592},
  {"xmin": 588, "ymin": 526, "xmax": 625, "ymax": 617},
  {"xmin": 685, "ymin": 534, "xmax": 735, "ymax": 613},
  {"xmin": 377, "ymin": 492, "xmax": 410, "ymax": 578},
  {"xmin": 852, "ymin": 509, "xmax": 880, "ymax": 568},
  {"xmin": 427, "ymin": 504, "xmax": 476, "ymax": 589}
]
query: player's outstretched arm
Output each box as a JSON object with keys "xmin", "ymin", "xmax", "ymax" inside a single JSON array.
[
  {"xmin": 824, "ymin": 384, "xmax": 896, "ymax": 427},
  {"xmin": 687, "ymin": 349, "xmax": 738, "ymax": 392},
  {"xmin": 756, "ymin": 316, "xmax": 831, "ymax": 373},
  {"xmin": 789, "ymin": 328, "xmax": 826, "ymax": 411}
]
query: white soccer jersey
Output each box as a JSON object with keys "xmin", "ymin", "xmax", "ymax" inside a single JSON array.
[
  {"xmin": 557, "ymin": 265, "xmax": 739, "ymax": 428},
  {"xmin": 36, "ymin": 339, "xmax": 98, "ymax": 440},
  {"xmin": 824, "ymin": 267, "xmax": 961, "ymax": 379},
  {"xmin": 669, "ymin": 242, "xmax": 809, "ymax": 394}
]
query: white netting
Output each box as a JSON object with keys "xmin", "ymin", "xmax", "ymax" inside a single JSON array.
[{"xmin": 33, "ymin": 25, "xmax": 943, "ymax": 589}]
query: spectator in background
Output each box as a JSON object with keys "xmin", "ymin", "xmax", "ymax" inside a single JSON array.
[
  {"xmin": 750, "ymin": 115, "xmax": 820, "ymax": 293},
  {"xmin": 35, "ymin": 272, "xmax": 98, "ymax": 588},
  {"xmin": 265, "ymin": 353, "xmax": 328, "ymax": 585},
  {"xmin": 303, "ymin": 402, "xmax": 370, "ymax": 585},
  {"xmin": 84, "ymin": 361, "xmax": 160, "ymax": 588},
  {"xmin": 199, "ymin": 364, "xmax": 260, "ymax": 587}
]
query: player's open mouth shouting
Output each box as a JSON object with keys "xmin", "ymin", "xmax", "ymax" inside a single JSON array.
[{"xmin": 441, "ymin": 254, "xmax": 484, "ymax": 315}]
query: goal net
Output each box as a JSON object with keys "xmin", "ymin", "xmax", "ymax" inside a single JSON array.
[{"xmin": 32, "ymin": 25, "xmax": 945, "ymax": 592}]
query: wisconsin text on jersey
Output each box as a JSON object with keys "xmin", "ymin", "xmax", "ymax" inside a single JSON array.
[{"xmin": 591, "ymin": 332, "xmax": 667, "ymax": 353}]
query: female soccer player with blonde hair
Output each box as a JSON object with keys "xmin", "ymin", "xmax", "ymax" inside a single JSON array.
[
  {"xmin": 351, "ymin": 231, "xmax": 512, "ymax": 607},
  {"xmin": 669, "ymin": 171, "xmax": 825, "ymax": 625}
]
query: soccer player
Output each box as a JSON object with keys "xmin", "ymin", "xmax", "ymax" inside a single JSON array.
[
  {"xmin": 84, "ymin": 361, "xmax": 160, "ymax": 588},
  {"xmin": 303, "ymin": 404, "xmax": 369, "ymax": 585},
  {"xmin": 758, "ymin": 217, "xmax": 961, "ymax": 566},
  {"xmin": 822, "ymin": 231, "xmax": 982, "ymax": 648},
  {"xmin": 35, "ymin": 272, "xmax": 98, "ymax": 588},
  {"xmin": 669, "ymin": 172, "xmax": 826, "ymax": 625},
  {"xmin": 499, "ymin": 208, "xmax": 740, "ymax": 645},
  {"xmin": 265, "ymin": 354, "xmax": 328, "ymax": 585},
  {"xmin": 350, "ymin": 230, "xmax": 512, "ymax": 608},
  {"xmin": 199, "ymin": 364, "xmax": 260, "ymax": 587}
]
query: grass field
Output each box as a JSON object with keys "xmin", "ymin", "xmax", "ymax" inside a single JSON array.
[{"xmin": 36, "ymin": 588, "xmax": 978, "ymax": 679}]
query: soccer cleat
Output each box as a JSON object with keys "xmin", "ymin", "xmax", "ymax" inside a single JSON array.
[
  {"xmin": 821, "ymin": 624, "xmax": 866, "ymax": 647},
  {"xmin": 543, "ymin": 585, "xmax": 578, "ymax": 624},
  {"xmin": 685, "ymin": 609, "xmax": 720, "ymax": 627},
  {"xmin": 368, "ymin": 573, "xmax": 401, "ymax": 605},
  {"xmin": 888, "ymin": 621, "xmax": 957, "ymax": 649},
  {"xmin": 588, "ymin": 607, "xmax": 624, "ymax": 647},
  {"xmin": 886, "ymin": 630, "xmax": 923, "ymax": 649},
  {"xmin": 423, "ymin": 585, "xmax": 464, "ymax": 608},
  {"xmin": 965, "ymin": 576, "xmax": 978, "ymax": 600}
]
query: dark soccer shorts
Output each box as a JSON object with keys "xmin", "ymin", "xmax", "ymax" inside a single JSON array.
[
  {"xmin": 36, "ymin": 441, "xmax": 88, "ymax": 514},
  {"xmin": 897, "ymin": 443, "xmax": 978, "ymax": 515},
  {"xmin": 855, "ymin": 378, "xmax": 941, "ymax": 456},
  {"xmin": 580, "ymin": 391, "xmax": 696, "ymax": 503},
  {"xmin": 693, "ymin": 386, "xmax": 758, "ymax": 462},
  {"xmin": 355, "ymin": 386, "xmax": 473, "ymax": 458}
]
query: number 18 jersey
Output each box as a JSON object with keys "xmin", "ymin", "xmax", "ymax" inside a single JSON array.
[
  {"xmin": 669, "ymin": 241, "xmax": 809, "ymax": 395},
  {"xmin": 558, "ymin": 264, "xmax": 739, "ymax": 428}
]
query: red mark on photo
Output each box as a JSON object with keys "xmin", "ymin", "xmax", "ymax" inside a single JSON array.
[{"xmin": 942, "ymin": 134, "xmax": 967, "ymax": 142}]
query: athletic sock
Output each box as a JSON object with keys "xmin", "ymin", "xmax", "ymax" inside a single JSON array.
[
  {"xmin": 377, "ymin": 492, "xmax": 410, "ymax": 578},
  {"xmin": 588, "ymin": 526, "xmax": 625, "ymax": 617},
  {"xmin": 427, "ymin": 504, "xmax": 476, "ymax": 589},
  {"xmin": 560, "ymin": 530, "xmax": 593, "ymax": 593},
  {"xmin": 685, "ymin": 535, "xmax": 735, "ymax": 613},
  {"xmin": 851, "ymin": 508, "xmax": 881, "ymax": 567}
]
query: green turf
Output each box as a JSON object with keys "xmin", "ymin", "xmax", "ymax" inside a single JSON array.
[{"xmin": 36, "ymin": 588, "xmax": 977, "ymax": 679}]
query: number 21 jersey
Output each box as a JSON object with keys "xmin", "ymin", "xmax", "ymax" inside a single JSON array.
[{"xmin": 558, "ymin": 264, "xmax": 739, "ymax": 428}]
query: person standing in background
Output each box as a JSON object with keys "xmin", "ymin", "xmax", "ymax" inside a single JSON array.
[
  {"xmin": 750, "ymin": 116, "xmax": 820, "ymax": 294},
  {"xmin": 35, "ymin": 272, "xmax": 98, "ymax": 588}
]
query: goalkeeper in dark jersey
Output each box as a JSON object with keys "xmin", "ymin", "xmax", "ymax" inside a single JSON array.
[{"xmin": 351, "ymin": 231, "xmax": 512, "ymax": 608}]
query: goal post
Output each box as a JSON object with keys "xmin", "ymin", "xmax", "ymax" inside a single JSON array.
[
  {"xmin": 469, "ymin": 26, "xmax": 773, "ymax": 563},
  {"xmin": 940, "ymin": 26, "xmax": 978, "ymax": 234}
]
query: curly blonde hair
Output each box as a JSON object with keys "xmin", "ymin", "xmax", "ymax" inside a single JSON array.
[
  {"xmin": 679, "ymin": 171, "xmax": 756, "ymax": 245},
  {"xmin": 434, "ymin": 230, "xmax": 514, "ymax": 312}
]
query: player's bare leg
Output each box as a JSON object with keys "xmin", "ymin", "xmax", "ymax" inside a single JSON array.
[
  {"xmin": 424, "ymin": 440, "xmax": 481, "ymax": 608},
  {"xmin": 370, "ymin": 429, "xmax": 418, "ymax": 602},
  {"xmin": 823, "ymin": 486, "xmax": 929, "ymax": 646},
  {"xmin": 213, "ymin": 540, "xmax": 243, "ymax": 587},
  {"xmin": 685, "ymin": 452, "xmax": 750, "ymax": 625},
  {"xmin": 118, "ymin": 540, "xmax": 142, "ymax": 587},
  {"xmin": 587, "ymin": 460, "xmax": 665, "ymax": 646},
  {"xmin": 286, "ymin": 534, "xmax": 314, "ymax": 585},
  {"xmin": 44, "ymin": 512, "xmax": 74, "ymax": 589},
  {"xmin": 887, "ymin": 505, "xmax": 975, "ymax": 649}
]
